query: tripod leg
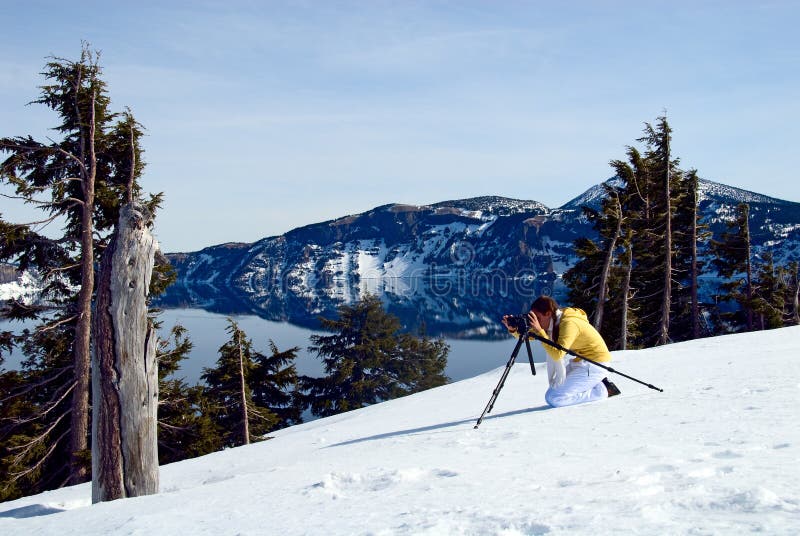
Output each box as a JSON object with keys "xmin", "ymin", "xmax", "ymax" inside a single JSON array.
[
  {"xmin": 474, "ymin": 335, "xmax": 524, "ymax": 429},
  {"xmin": 525, "ymin": 336, "xmax": 536, "ymax": 375}
]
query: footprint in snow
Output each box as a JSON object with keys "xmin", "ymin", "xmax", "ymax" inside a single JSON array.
[
  {"xmin": 712, "ymin": 450, "xmax": 744, "ymax": 459},
  {"xmin": 307, "ymin": 468, "xmax": 459, "ymax": 498}
]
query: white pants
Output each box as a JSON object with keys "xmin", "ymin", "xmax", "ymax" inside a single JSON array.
[{"xmin": 544, "ymin": 359, "xmax": 608, "ymax": 408}]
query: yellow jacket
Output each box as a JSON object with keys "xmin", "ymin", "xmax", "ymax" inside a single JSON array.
[{"xmin": 532, "ymin": 308, "xmax": 612, "ymax": 363}]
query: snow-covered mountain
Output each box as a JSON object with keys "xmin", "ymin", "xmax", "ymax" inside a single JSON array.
[
  {"xmin": 158, "ymin": 179, "xmax": 800, "ymax": 337},
  {"xmin": 2, "ymin": 326, "xmax": 798, "ymax": 534}
]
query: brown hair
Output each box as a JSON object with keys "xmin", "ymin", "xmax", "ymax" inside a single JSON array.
[
  {"xmin": 530, "ymin": 295, "xmax": 560, "ymax": 340},
  {"xmin": 530, "ymin": 295, "xmax": 559, "ymax": 315}
]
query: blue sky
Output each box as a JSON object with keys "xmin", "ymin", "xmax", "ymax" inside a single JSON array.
[{"xmin": 2, "ymin": 0, "xmax": 798, "ymax": 252}]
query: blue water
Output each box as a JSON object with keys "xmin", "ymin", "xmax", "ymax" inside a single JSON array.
[
  {"xmin": 2, "ymin": 308, "xmax": 547, "ymax": 386},
  {"xmin": 156, "ymin": 308, "xmax": 545, "ymax": 385}
]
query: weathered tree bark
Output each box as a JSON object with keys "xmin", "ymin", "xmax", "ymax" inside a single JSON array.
[
  {"xmin": 594, "ymin": 193, "xmax": 622, "ymax": 330},
  {"xmin": 92, "ymin": 203, "xmax": 159, "ymax": 503}
]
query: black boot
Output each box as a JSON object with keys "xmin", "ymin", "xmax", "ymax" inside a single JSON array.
[{"xmin": 602, "ymin": 377, "xmax": 621, "ymax": 397}]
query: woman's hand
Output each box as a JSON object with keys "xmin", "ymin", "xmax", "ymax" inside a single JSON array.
[
  {"xmin": 501, "ymin": 315, "xmax": 517, "ymax": 334},
  {"xmin": 527, "ymin": 311, "xmax": 543, "ymax": 332}
]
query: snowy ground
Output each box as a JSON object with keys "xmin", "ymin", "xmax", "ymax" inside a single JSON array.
[{"xmin": 1, "ymin": 327, "xmax": 799, "ymax": 535}]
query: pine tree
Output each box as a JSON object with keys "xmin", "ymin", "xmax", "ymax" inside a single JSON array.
[
  {"xmin": 0, "ymin": 352, "xmax": 33, "ymax": 500},
  {"xmin": 300, "ymin": 295, "xmax": 449, "ymax": 418},
  {"xmin": 710, "ymin": 203, "xmax": 753, "ymax": 332},
  {"xmin": 635, "ymin": 117, "xmax": 687, "ymax": 346},
  {"xmin": 563, "ymin": 184, "xmax": 625, "ymax": 331},
  {"xmin": 392, "ymin": 327, "xmax": 449, "ymax": 396},
  {"xmin": 0, "ymin": 44, "xmax": 164, "ymax": 494},
  {"xmin": 565, "ymin": 146, "xmax": 648, "ymax": 350},
  {"xmin": 564, "ymin": 116, "xmax": 702, "ymax": 349},
  {"xmin": 156, "ymin": 324, "xmax": 220, "ymax": 464},
  {"xmin": 201, "ymin": 320, "xmax": 299, "ymax": 447},
  {"xmin": 788, "ymin": 261, "xmax": 800, "ymax": 325},
  {"xmin": 687, "ymin": 170, "xmax": 703, "ymax": 338},
  {"xmin": 670, "ymin": 169, "xmax": 710, "ymax": 341},
  {"xmin": 750, "ymin": 251, "xmax": 787, "ymax": 330},
  {"xmin": 250, "ymin": 341, "xmax": 304, "ymax": 429},
  {"xmin": 564, "ymin": 222, "xmax": 605, "ymax": 314},
  {"xmin": 618, "ymin": 228, "xmax": 636, "ymax": 350}
]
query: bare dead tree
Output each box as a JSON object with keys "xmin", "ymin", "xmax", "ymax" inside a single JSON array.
[
  {"xmin": 91, "ymin": 203, "xmax": 159, "ymax": 503},
  {"xmin": 594, "ymin": 192, "xmax": 622, "ymax": 330},
  {"xmin": 238, "ymin": 331, "xmax": 250, "ymax": 445}
]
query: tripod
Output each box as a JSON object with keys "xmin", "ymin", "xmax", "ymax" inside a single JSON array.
[
  {"xmin": 474, "ymin": 334, "xmax": 536, "ymax": 429},
  {"xmin": 473, "ymin": 331, "xmax": 665, "ymax": 429}
]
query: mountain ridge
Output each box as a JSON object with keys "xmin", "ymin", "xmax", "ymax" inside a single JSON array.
[{"xmin": 154, "ymin": 178, "xmax": 800, "ymax": 337}]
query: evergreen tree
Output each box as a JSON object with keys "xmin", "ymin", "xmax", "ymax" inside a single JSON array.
[
  {"xmin": 0, "ymin": 45, "xmax": 164, "ymax": 494},
  {"xmin": 788, "ymin": 261, "xmax": 800, "ymax": 325},
  {"xmin": 300, "ymin": 295, "xmax": 449, "ymax": 418},
  {"xmin": 750, "ymin": 252, "xmax": 787, "ymax": 330},
  {"xmin": 201, "ymin": 320, "xmax": 300, "ymax": 447},
  {"xmin": 391, "ymin": 327, "xmax": 449, "ymax": 396},
  {"xmin": 0, "ymin": 323, "xmax": 76, "ymax": 498},
  {"xmin": 563, "ymin": 183, "xmax": 625, "ymax": 330},
  {"xmin": 634, "ymin": 117, "xmax": 687, "ymax": 346},
  {"xmin": 202, "ymin": 320, "xmax": 259, "ymax": 447},
  {"xmin": 156, "ymin": 324, "xmax": 220, "ymax": 464},
  {"xmin": 564, "ymin": 116, "xmax": 701, "ymax": 348},
  {"xmin": 710, "ymin": 203, "xmax": 753, "ymax": 332},
  {"xmin": 670, "ymin": 169, "xmax": 710, "ymax": 340},
  {"xmin": 250, "ymin": 341, "xmax": 304, "ymax": 429},
  {"xmin": 565, "ymin": 148, "xmax": 647, "ymax": 349},
  {"xmin": 0, "ymin": 348, "xmax": 33, "ymax": 500},
  {"xmin": 617, "ymin": 228, "xmax": 637, "ymax": 350}
]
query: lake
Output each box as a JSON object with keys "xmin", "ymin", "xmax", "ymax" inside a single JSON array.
[
  {"xmin": 156, "ymin": 308, "xmax": 544, "ymax": 385},
  {"xmin": 1, "ymin": 308, "xmax": 547, "ymax": 387}
]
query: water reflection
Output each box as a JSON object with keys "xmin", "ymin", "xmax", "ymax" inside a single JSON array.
[
  {"xmin": 2, "ymin": 307, "xmax": 549, "ymax": 387},
  {"xmin": 156, "ymin": 308, "xmax": 545, "ymax": 386},
  {"xmin": 156, "ymin": 273, "xmax": 563, "ymax": 342}
]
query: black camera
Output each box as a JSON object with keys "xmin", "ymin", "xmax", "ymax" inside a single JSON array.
[{"xmin": 505, "ymin": 313, "xmax": 530, "ymax": 333}]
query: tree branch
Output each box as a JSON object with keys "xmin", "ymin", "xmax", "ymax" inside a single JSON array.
[
  {"xmin": 0, "ymin": 366, "xmax": 71, "ymax": 404},
  {"xmin": 35, "ymin": 314, "xmax": 78, "ymax": 333},
  {"xmin": 8, "ymin": 429, "xmax": 69, "ymax": 483},
  {"xmin": 9, "ymin": 410, "xmax": 69, "ymax": 458}
]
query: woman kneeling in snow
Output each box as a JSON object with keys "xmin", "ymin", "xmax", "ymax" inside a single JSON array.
[{"xmin": 502, "ymin": 296, "xmax": 620, "ymax": 408}]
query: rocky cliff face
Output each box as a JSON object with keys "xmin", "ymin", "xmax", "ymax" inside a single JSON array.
[{"xmin": 157, "ymin": 180, "xmax": 800, "ymax": 338}]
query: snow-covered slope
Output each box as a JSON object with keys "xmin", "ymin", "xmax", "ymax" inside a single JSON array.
[{"xmin": 2, "ymin": 327, "xmax": 799, "ymax": 534}]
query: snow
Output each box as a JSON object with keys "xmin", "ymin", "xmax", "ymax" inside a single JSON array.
[
  {"xmin": 2, "ymin": 327, "xmax": 800, "ymax": 534},
  {"xmin": 0, "ymin": 271, "xmax": 42, "ymax": 303}
]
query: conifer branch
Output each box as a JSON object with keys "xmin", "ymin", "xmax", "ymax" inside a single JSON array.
[{"xmin": 8, "ymin": 429, "xmax": 69, "ymax": 482}]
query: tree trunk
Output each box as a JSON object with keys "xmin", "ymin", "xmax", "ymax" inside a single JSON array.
[
  {"xmin": 594, "ymin": 194, "xmax": 622, "ymax": 330},
  {"xmin": 658, "ymin": 131, "xmax": 672, "ymax": 346},
  {"xmin": 92, "ymin": 203, "xmax": 159, "ymax": 503},
  {"xmin": 238, "ymin": 331, "xmax": 250, "ymax": 446},
  {"xmin": 690, "ymin": 173, "xmax": 700, "ymax": 339},
  {"xmin": 793, "ymin": 266, "xmax": 800, "ymax": 324},
  {"xmin": 744, "ymin": 205, "xmax": 753, "ymax": 331},
  {"xmin": 69, "ymin": 87, "xmax": 96, "ymax": 485},
  {"xmin": 620, "ymin": 242, "xmax": 633, "ymax": 351}
]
